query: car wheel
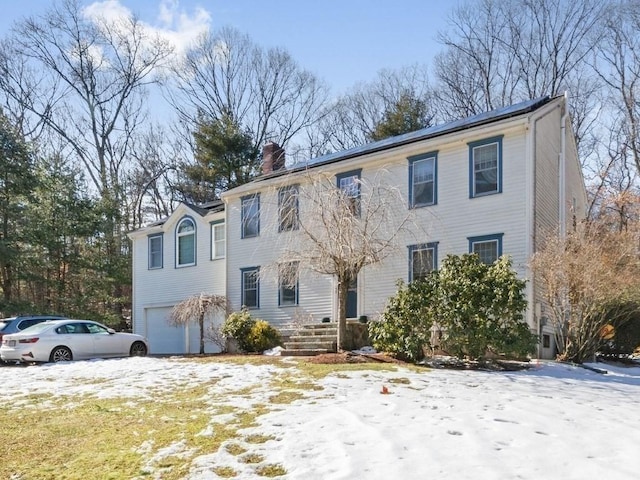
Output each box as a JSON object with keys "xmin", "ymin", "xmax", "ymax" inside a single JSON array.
[
  {"xmin": 130, "ymin": 341, "xmax": 147, "ymax": 357},
  {"xmin": 50, "ymin": 346, "xmax": 72, "ymax": 363}
]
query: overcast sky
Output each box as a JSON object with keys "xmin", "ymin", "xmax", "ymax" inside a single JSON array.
[{"xmin": 0, "ymin": 0, "xmax": 458, "ymax": 95}]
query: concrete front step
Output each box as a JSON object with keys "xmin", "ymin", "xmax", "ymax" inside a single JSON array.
[
  {"xmin": 280, "ymin": 322, "xmax": 338, "ymax": 356},
  {"xmin": 280, "ymin": 348, "xmax": 330, "ymax": 356},
  {"xmin": 284, "ymin": 342, "xmax": 335, "ymax": 351},
  {"xmin": 288, "ymin": 334, "xmax": 337, "ymax": 342}
]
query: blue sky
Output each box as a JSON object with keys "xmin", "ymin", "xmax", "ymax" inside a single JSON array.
[{"xmin": 0, "ymin": 0, "xmax": 457, "ymax": 94}]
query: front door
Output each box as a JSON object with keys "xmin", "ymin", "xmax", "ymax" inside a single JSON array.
[{"xmin": 346, "ymin": 278, "xmax": 357, "ymax": 319}]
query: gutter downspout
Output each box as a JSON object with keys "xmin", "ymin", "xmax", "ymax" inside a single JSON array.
[
  {"xmin": 526, "ymin": 110, "xmax": 538, "ymax": 357},
  {"xmin": 559, "ymin": 92, "xmax": 568, "ymax": 239}
]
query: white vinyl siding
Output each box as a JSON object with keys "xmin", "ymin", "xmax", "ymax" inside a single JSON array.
[{"xmin": 130, "ymin": 206, "xmax": 226, "ymax": 354}]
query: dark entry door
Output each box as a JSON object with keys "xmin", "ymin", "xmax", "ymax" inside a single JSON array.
[{"xmin": 346, "ymin": 278, "xmax": 357, "ymax": 318}]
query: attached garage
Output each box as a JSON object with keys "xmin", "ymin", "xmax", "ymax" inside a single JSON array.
[
  {"xmin": 143, "ymin": 306, "xmax": 186, "ymax": 355},
  {"xmin": 141, "ymin": 305, "xmax": 225, "ymax": 355}
]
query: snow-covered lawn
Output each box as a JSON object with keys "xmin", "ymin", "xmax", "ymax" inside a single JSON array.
[{"xmin": 1, "ymin": 357, "xmax": 639, "ymax": 479}]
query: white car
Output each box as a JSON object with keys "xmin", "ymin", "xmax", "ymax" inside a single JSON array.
[{"xmin": 0, "ymin": 319, "xmax": 148, "ymax": 363}]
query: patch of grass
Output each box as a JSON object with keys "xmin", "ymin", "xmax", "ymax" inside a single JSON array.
[
  {"xmin": 268, "ymin": 390, "xmax": 305, "ymax": 404},
  {"xmin": 256, "ymin": 463, "xmax": 288, "ymax": 477},
  {"xmin": 388, "ymin": 377, "xmax": 411, "ymax": 384},
  {"xmin": 245, "ymin": 434, "xmax": 276, "ymax": 444},
  {"xmin": 225, "ymin": 443, "xmax": 248, "ymax": 456},
  {"xmin": 297, "ymin": 361, "xmax": 400, "ymax": 379},
  {"xmin": 0, "ymin": 385, "xmax": 240, "ymax": 480},
  {"xmin": 240, "ymin": 453, "xmax": 265, "ymax": 464},
  {"xmin": 213, "ymin": 465, "xmax": 238, "ymax": 477}
]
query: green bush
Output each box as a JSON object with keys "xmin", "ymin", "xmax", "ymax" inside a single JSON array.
[
  {"xmin": 436, "ymin": 254, "xmax": 536, "ymax": 360},
  {"xmin": 370, "ymin": 254, "xmax": 536, "ymax": 363},
  {"xmin": 368, "ymin": 277, "xmax": 437, "ymax": 362},
  {"xmin": 221, "ymin": 308, "xmax": 256, "ymax": 352},
  {"xmin": 247, "ymin": 320, "xmax": 281, "ymax": 352},
  {"xmin": 221, "ymin": 309, "xmax": 281, "ymax": 353}
]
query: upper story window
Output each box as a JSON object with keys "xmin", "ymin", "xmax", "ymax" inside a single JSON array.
[
  {"xmin": 336, "ymin": 169, "xmax": 362, "ymax": 216},
  {"xmin": 176, "ymin": 217, "xmax": 196, "ymax": 267},
  {"xmin": 468, "ymin": 233, "xmax": 503, "ymax": 264},
  {"xmin": 211, "ymin": 221, "xmax": 225, "ymax": 259},
  {"xmin": 278, "ymin": 185, "xmax": 299, "ymax": 232},
  {"xmin": 408, "ymin": 242, "xmax": 438, "ymax": 282},
  {"xmin": 241, "ymin": 194, "xmax": 260, "ymax": 238},
  {"xmin": 408, "ymin": 152, "xmax": 437, "ymax": 208},
  {"xmin": 279, "ymin": 261, "xmax": 299, "ymax": 306},
  {"xmin": 469, "ymin": 136, "xmax": 503, "ymax": 198},
  {"xmin": 148, "ymin": 234, "xmax": 163, "ymax": 270},
  {"xmin": 241, "ymin": 266, "xmax": 260, "ymax": 309}
]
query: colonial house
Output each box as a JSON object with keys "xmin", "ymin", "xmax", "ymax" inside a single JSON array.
[{"xmin": 129, "ymin": 94, "xmax": 586, "ymax": 358}]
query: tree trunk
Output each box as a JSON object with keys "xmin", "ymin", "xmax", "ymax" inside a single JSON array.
[
  {"xmin": 199, "ymin": 313, "xmax": 205, "ymax": 354},
  {"xmin": 336, "ymin": 280, "xmax": 349, "ymax": 351}
]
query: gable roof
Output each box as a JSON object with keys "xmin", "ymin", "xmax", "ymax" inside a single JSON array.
[
  {"xmin": 128, "ymin": 200, "xmax": 225, "ymax": 237},
  {"xmin": 253, "ymin": 95, "xmax": 554, "ymax": 184}
]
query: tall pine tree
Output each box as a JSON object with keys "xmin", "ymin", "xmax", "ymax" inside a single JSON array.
[
  {"xmin": 180, "ymin": 114, "xmax": 260, "ymax": 203},
  {"xmin": 0, "ymin": 112, "xmax": 37, "ymax": 310}
]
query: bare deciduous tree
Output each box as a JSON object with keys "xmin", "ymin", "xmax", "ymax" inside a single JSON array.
[
  {"xmin": 170, "ymin": 293, "xmax": 227, "ymax": 354},
  {"xmin": 168, "ymin": 26, "xmax": 328, "ymax": 160},
  {"xmin": 311, "ymin": 65, "xmax": 434, "ymax": 153},
  {"xmin": 434, "ymin": 0, "xmax": 605, "ymax": 155},
  {"xmin": 530, "ymin": 224, "xmax": 640, "ymax": 363},
  {"xmin": 596, "ymin": 0, "xmax": 640, "ymax": 178},
  {"xmin": 278, "ymin": 169, "xmax": 419, "ymax": 350}
]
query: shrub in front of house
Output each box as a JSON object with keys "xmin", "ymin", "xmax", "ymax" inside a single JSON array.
[
  {"xmin": 370, "ymin": 255, "xmax": 537, "ymax": 362},
  {"xmin": 368, "ymin": 278, "xmax": 437, "ymax": 362},
  {"xmin": 221, "ymin": 308, "xmax": 281, "ymax": 353},
  {"xmin": 435, "ymin": 254, "xmax": 536, "ymax": 360},
  {"xmin": 247, "ymin": 320, "xmax": 281, "ymax": 352}
]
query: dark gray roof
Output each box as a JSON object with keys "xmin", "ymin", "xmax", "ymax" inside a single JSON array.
[
  {"xmin": 140, "ymin": 200, "xmax": 224, "ymax": 229},
  {"xmin": 257, "ymin": 95, "xmax": 553, "ymax": 182}
]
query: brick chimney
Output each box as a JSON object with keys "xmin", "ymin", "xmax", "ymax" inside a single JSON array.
[{"xmin": 262, "ymin": 142, "xmax": 286, "ymax": 175}]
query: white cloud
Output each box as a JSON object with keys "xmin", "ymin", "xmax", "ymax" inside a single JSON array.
[{"xmin": 83, "ymin": 0, "xmax": 211, "ymax": 56}]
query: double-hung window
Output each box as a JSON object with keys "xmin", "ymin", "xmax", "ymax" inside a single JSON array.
[
  {"xmin": 409, "ymin": 152, "xmax": 437, "ymax": 207},
  {"xmin": 148, "ymin": 234, "xmax": 163, "ymax": 269},
  {"xmin": 241, "ymin": 194, "xmax": 260, "ymax": 238},
  {"xmin": 469, "ymin": 136, "xmax": 503, "ymax": 197},
  {"xmin": 408, "ymin": 242, "xmax": 438, "ymax": 282},
  {"xmin": 278, "ymin": 185, "xmax": 299, "ymax": 232},
  {"xmin": 279, "ymin": 261, "xmax": 299, "ymax": 306},
  {"xmin": 211, "ymin": 221, "xmax": 225, "ymax": 259},
  {"xmin": 468, "ymin": 234, "xmax": 503, "ymax": 264},
  {"xmin": 336, "ymin": 169, "xmax": 362, "ymax": 216},
  {"xmin": 176, "ymin": 218, "xmax": 196, "ymax": 267},
  {"xmin": 241, "ymin": 267, "xmax": 260, "ymax": 309}
]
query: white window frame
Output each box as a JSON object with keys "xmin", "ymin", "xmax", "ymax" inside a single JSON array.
[
  {"xmin": 409, "ymin": 152, "xmax": 437, "ymax": 208},
  {"xmin": 148, "ymin": 234, "xmax": 163, "ymax": 270},
  {"xmin": 211, "ymin": 221, "xmax": 225, "ymax": 260}
]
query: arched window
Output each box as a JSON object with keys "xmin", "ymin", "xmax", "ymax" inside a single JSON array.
[{"xmin": 176, "ymin": 217, "xmax": 196, "ymax": 267}]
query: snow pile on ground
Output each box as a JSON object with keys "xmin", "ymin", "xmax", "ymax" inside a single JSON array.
[{"xmin": 1, "ymin": 358, "xmax": 638, "ymax": 479}]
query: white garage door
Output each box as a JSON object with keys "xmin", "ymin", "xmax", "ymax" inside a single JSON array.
[{"xmin": 144, "ymin": 307, "xmax": 186, "ymax": 355}]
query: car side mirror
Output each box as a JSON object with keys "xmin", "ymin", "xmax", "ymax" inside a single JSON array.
[{"xmin": 107, "ymin": 328, "xmax": 116, "ymax": 334}]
